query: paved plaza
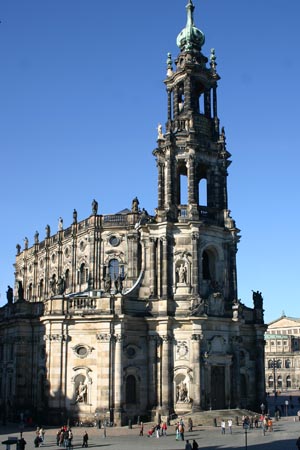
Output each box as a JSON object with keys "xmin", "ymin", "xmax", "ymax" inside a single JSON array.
[{"xmin": 1, "ymin": 416, "xmax": 300, "ymax": 450}]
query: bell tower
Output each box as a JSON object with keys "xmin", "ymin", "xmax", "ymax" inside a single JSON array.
[
  {"xmin": 154, "ymin": 0, "xmax": 231, "ymax": 225},
  {"xmin": 152, "ymin": 0, "xmax": 239, "ymax": 306}
]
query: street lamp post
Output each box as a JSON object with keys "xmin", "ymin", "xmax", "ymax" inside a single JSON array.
[{"xmin": 271, "ymin": 358, "xmax": 279, "ymax": 393}]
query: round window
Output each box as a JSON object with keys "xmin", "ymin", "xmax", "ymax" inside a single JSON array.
[
  {"xmin": 109, "ymin": 236, "xmax": 120, "ymax": 247},
  {"xmin": 76, "ymin": 346, "xmax": 88, "ymax": 357},
  {"xmin": 126, "ymin": 347, "xmax": 136, "ymax": 358}
]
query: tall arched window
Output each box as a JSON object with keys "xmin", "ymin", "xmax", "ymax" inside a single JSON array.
[
  {"xmin": 286, "ymin": 375, "xmax": 291, "ymax": 388},
  {"xmin": 109, "ymin": 259, "xmax": 119, "ymax": 281},
  {"xmin": 268, "ymin": 375, "xmax": 274, "ymax": 388},
  {"xmin": 285, "ymin": 359, "xmax": 291, "ymax": 369},
  {"xmin": 199, "ymin": 178, "xmax": 207, "ymax": 206},
  {"xmin": 126, "ymin": 375, "xmax": 136, "ymax": 404},
  {"xmin": 79, "ymin": 264, "xmax": 88, "ymax": 285},
  {"xmin": 277, "ymin": 376, "xmax": 282, "ymax": 388}
]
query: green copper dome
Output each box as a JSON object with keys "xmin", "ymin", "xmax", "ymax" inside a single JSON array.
[{"xmin": 176, "ymin": 0, "xmax": 205, "ymax": 52}]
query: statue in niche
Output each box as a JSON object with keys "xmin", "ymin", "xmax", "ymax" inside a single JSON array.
[
  {"xmin": 75, "ymin": 381, "xmax": 87, "ymax": 403},
  {"xmin": 92, "ymin": 199, "xmax": 98, "ymax": 215},
  {"xmin": 176, "ymin": 380, "xmax": 189, "ymax": 402},
  {"xmin": 252, "ymin": 290, "xmax": 263, "ymax": 309},
  {"xmin": 176, "ymin": 263, "xmax": 187, "ymax": 284},
  {"xmin": 131, "ymin": 197, "xmax": 139, "ymax": 213},
  {"xmin": 6, "ymin": 286, "xmax": 13, "ymax": 304}
]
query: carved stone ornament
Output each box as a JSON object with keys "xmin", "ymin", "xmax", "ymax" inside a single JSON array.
[
  {"xmin": 176, "ymin": 341, "xmax": 189, "ymax": 360},
  {"xmin": 44, "ymin": 334, "xmax": 68, "ymax": 342},
  {"xmin": 96, "ymin": 333, "xmax": 111, "ymax": 342}
]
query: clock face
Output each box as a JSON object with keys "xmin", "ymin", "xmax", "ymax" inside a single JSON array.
[{"xmin": 109, "ymin": 236, "xmax": 120, "ymax": 247}]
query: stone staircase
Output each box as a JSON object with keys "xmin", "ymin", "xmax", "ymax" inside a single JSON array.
[{"xmin": 168, "ymin": 408, "xmax": 258, "ymax": 427}]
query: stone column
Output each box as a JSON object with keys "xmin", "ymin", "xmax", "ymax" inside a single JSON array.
[
  {"xmin": 191, "ymin": 232, "xmax": 199, "ymax": 295},
  {"xmin": 187, "ymin": 156, "xmax": 196, "ymax": 205},
  {"xmin": 161, "ymin": 335, "xmax": 171, "ymax": 414},
  {"xmin": 148, "ymin": 335, "xmax": 158, "ymax": 412},
  {"xmin": 161, "ymin": 237, "xmax": 168, "ymax": 299},
  {"xmin": 191, "ymin": 334, "xmax": 202, "ymax": 411},
  {"xmin": 96, "ymin": 333, "xmax": 112, "ymax": 412},
  {"xmin": 114, "ymin": 334, "xmax": 123, "ymax": 423},
  {"xmin": 149, "ymin": 238, "xmax": 157, "ymax": 296}
]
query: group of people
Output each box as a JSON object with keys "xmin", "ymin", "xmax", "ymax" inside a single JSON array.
[
  {"xmin": 56, "ymin": 427, "xmax": 73, "ymax": 449},
  {"xmin": 146, "ymin": 421, "xmax": 168, "ymax": 437},
  {"xmin": 34, "ymin": 427, "xmax": 45, "ymax": 447}
]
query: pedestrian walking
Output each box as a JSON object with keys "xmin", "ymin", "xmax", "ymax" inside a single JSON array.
[
  {"xmin": 192, "ymin": 439, "xmax": 198, "ymax": 450},
  {"xmin": 139, "ymin": 422, "xmax": 144, "ymax": 436},
  {"xmin": 221, "ymin": 419, "xmax": 226, "ymax": 434},
  {"xmin": 228, "ymin": 418, "xmax": 233, "ymax": 434},
  {"xmin": 185, "ymin": 439, "xmax": 192, "ymax": 450},
  {"xmin": 82, "ymin": 431, "xmax": 88, "ymax": 448},
  {"xmin": 296, "ymin": 436, "xmax": 300, "ymax": 449}
]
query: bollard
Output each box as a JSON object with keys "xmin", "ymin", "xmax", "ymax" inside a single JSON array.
[
  {"xmin": 128, "ymin": 419, "xmax": 132, "ymax": 429},
  {"xmin": 213, "ymin": 418, "xmax": 217, "ymax": 427},
  {"xmin": 235, "ymin": 416, "xmax": 239, "ymax": 426}
]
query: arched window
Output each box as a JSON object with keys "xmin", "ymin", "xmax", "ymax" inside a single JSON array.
[
  {"xmin": 268, "ymin": 375, "xmax": 274, "ymax": 388},
  {"xmin": 202, "ymin": 249, "xmax": 216, "ymax": 281},
  {"xmin": 285, "ymin": 359, "xmax": 291, "ymax": 369},
  {"xmin": 109, "ymin": 259, "xmax": 119, "ymax": 282},
  {"xmin": 79, "ymin": 264, "xmax": 88, "ymax": 285},
  {"xmin": 277, "ymin": 359, "xmax": 282, "ymax": 368},
  {"xmin": 126, "ymin": 375, "xmax": 137, "ymax": 404},
  {"xmin": 277, "ymin": 376, "xmax": 283, "ymax": 388},
  {"xmin": 268, "ymin": 360, "xmax": 274, "ymax": 369},
  {"xmin": 286, "ymin": 375, "xmax": 291, "ymax": 388},
  {"xmin": 199, "ymin": 178, "xmax": 207, "ymax": 207}
]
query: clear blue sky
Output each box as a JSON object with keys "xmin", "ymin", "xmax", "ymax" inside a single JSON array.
[{"xmin": 1, "ymin": 0, "xmax": 299, "ymax": 324}]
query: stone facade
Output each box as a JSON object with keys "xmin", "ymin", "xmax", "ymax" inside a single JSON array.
[
  {"xmin": 265, "ymin": 316, "xmax": 300, "ymax": 392},
  {"xmin": 0, "ymin": 1, "xmax": 266, "ymax": 425}
]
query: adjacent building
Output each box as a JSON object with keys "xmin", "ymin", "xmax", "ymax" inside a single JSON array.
[
  {"xmin": 0, "ymin": 1, "xmax": 266, "ymax": 425},
  {"xmin": 265, "ymin": 315, "xmax": 300, "ymax": 392}
]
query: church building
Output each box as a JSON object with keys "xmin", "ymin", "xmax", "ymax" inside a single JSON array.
[{"xmin": 0, "ymin": 1, "xmax": 266, "ymax": 425}]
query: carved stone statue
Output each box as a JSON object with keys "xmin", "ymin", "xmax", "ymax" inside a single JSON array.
[
  {"xmin": 75, "ymin": 381, "xmax": 87, "ymax": 403},
  {"xmin": 114, "ymin": 274, "xmax": 124, "ymax": 294},
  {"xmin": 57, "ymin": 276, "xmax": 65, "ymax": 295},
  {"xmin": 157, "ymin": 123, "xmax": 164, "ymax": 140},
  {"xmin": 58, "ymin": 217, "xmax": 63, "ymax": 231},
  {"xmin": 6, "ymin": 286, "xmax": 13, "ymax": 304},
  {"xmin": 176, "ymin": 381, "xmax": 188, "ymax": 402},
  {"xmin": 177, "ymin": 263, "xmax": 187, "ymax": 284},
  {"xmin": 45, "ymin": 224, "xmax": 51, "ymax": 239},
  {"xmin": 18, "ymin": 281, "xmax": 24, "ymax": 301},
  {"xmin": 49, "ymin": 277, "xmax": 57, "ymax": 295},
  {"xmin": 104, "ymin": 273, "xmax": 111, "ymax": 293},
  {"xmin": 92, "ymin": 199, "xmax": 98, "ymax": 215},
  {"xmin": 73, "ymin": 209, "xmax": 77, "ymax": 224},
  {"xmin": 24, "ymin": 237, "xmax": 28, "ymax": 250},
  {"xmin": 34, "ymin": 231, "xmax": 39, "ymax": 244},
  {"xmin": 190, "ymin": 297, "xmax": 207, "ymax": 316},
  {"xmin": 252, "ymin": 290, "xmax": 263, "ymax": 309},
  {"xmin": 131, "ymin": 197, "xmax": 139, "ymax": 213},
  {"xmin": 16, "ymin": 244, "xmax": 21, "ymax": 255}
]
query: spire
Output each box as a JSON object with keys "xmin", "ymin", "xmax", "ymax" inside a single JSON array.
[{"xmin": 176, "ymin": 0, "xmax": 205, "ymax": 52}]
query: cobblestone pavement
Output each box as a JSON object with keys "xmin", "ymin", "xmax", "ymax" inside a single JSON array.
[{"xmin": 1, "ymin": 417, "xmax": 300, "ymax": 450}]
